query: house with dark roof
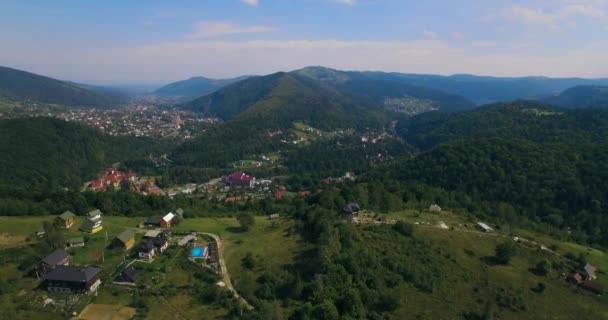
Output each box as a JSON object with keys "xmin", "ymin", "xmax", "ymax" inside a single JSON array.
[
  {"xmin": 113, "ymin": 230, "xmax": 136, "ymax": 250},
  {"xmin": 66, "ymin": 237, "xmax": 85, "ymax": 248},
  {"xmin": 138, "ymin": 240, "xmax": 156, "ymax": 261},
  {"xmin": 581, "ymin": 280, "xmax": 604, "ymax": 295},
  {"xmin": 43, "ymin": 265, "xmax": 102, "ymax": 293},
  {"xmin": 145, "ymin": 215, "xmax": 162, "ymax": 227},
  {"xmin": 342, "ymin": 202, "xmax": 361, "ymax": 223},
  {"xmin": 54, "ymin": 211, "xmax": 76, "ymax": 228},
  {"xmin": 117, "ymin": 266, "xmax": 137, "ymax": 283},
  {"xmin": 37, "ymin": 249, "xmax": 71, "ymax": 278}
]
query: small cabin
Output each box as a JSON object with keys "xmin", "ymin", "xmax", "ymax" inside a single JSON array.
[
  {"xmin": 55, "ymin": 211, "xmax": 76, "ymax": 228},
  {"xmin": 113, "ymin": 230, "xmax": 135, "ymax": 250}
]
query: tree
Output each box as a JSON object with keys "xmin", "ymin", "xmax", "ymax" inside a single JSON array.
[
  {"xmin": 393, "ymin": 221, "xmax": 414, "ymax": 237},
  {"xmin": 242, "ymin": 252, "xmax": 256, "ymax": 269},
  {"xmin": 534, "ymin": 259, "xmax": 551, "ymax": 276},
  {"xmin": 237, "ymin": 213, "xmax": 255, "ymax": 232},
  {"xmin": 41, "ymin": 221, "xmax": 65, "ymax": 250},
  {"xmin": 495, "ymin": 242, "xmax": 516, "ymax": 265}
]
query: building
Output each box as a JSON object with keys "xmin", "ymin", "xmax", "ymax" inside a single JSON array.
[
  {"xmin": 178, "ymin": 234, "xmax": 197, "ymax": 247},
  {"xmin": 117, "ymin": 266, "xmax": 137, "ymax": 283},
  {"xmin": 154, "ymin": 235, "xmax": 169, "ymax": 254},
  {"xmin": 144, "ymin": 230, "xmax": 162, "ymax": 238},
  {"xmin": 429, "ymin": 204, "xmax": 442, "ymax": 213},
  {"xmin": 269, "ymin": 213, "xmax": 280, "ymax": 220},
  {"xmin": 582, "ymin": 263, "xmax": 597, "ymax": 280},
  {"xmin": 113, "ymin": 230, "xmax": 136, "ymax": 250},
  {"xmin": 66, "ymin": 237, "xmax": 85, "ymax": 248},
  {"xmin": 37, "ymin": 249, "xmax": 71, "ymax": 278},
  {"xmin": 138, "ymin": 240, "xmax": 156, "ymax": 261},
  {"xmin": 54, "ymin": 211, "xmax": 76, "ymax": 228},
  {"xmin": 160, "ymin": 212, "xmax": 175, "ymax": 228},
  {"xmin": 342, "ymin": 202, "xmax": 361, "ymax": 223},
  {"xmin": 221, "ymin": 172, "xmax": 256, "ymax": 188},
  {"xmin": 581, "ymin": 280, "xmax": 604, "ymax": 295},
  {"xmin": 477, "ymin": 222, "xmax": 494, "ymax": 232},
  {"xmin": 43, "ymin": 265, "xmax": 102, "ymax": 293},
  {"xmin": 176, "ymin": 208, "xmax": 184, "ymax": 218},
  {"xmin": 145, "ymin": 215, "xmax": 162, "ymax": 227},
  {"xmin": 81, "ymin": 209, "xmax": 103, "ymax": 233},
  {"xmin": 568, "ymin": 273, "xmax": 584, "ymax": 284}
]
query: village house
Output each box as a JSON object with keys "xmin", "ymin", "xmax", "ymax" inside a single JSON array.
[
  {"xmin": 43, "ymin": 265, "xmax": 102, "ymax": 293},
  {"xmin": 176, "ymin": 208, "xmax": 184, "ymax": 218},
  {"xmin": 269, "ymin": 213, "xmax": 280, "ymax": 220},
  {"xmin": 54, "ymin": 211, "xmax": 76, "ymax": 228},
  {"xmin": 66, "ymin": 237, "xmax": 85, "ymax": 248},
  {"xmin": 581, "ymin": 280, "xmax": 604, "ymax": 295},
  {"xmin": 342, "ymin": 202, "xmax": 361, "ymax": 223},
  {"xmin": 113, "ymin": 230, "xmax": 136, "ymax": 250},
  {"xmin": 81, "ymin": 209, "xmax": 103, "ymax": 233},
  {"xmin": 221, "ymin": 172, "xmax": 256, "ymax": 188},
  {"xmin": 160, "ymin": 212, "xmax": 175, "ymax": 228},
  {"xmin": 178, "ymin": 234, "xmax": 197, "ymax": 247},
  {"xmin": 117, "ymin": 266, "xmax": 137, "ymax": 283},
  {"xmin": 144, "ymin": 230, "xmax": 162, "ymax": 238},
  {"xmin": 145, "ymin": 215, "xmax": 162, "ymax": 227},
  {"xmin": 477, "ymin": 222, "xmax": 494, "ymax": 232},
  {"xmin": 582, "ymin": 263, "xmax": 597, "ymax": 280},
  {"xmin": 568, "ymin": 272, "xmax": 584, "ymax": 284},
  {"xmin": 138, "ymin": 240, "xmax": 156, "ymax": 261},
  {"xmin": 37, "ymin": 249, "xmax": 71, "ymax": 278}
]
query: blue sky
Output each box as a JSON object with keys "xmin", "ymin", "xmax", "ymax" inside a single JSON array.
[{"xmin": 1, "ymin": 0, "xmax": 607, "ymax": 84}]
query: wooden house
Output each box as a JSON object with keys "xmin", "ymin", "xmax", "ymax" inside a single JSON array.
[
  {"xmin": 36, "ymin": 249, "xmax": 71, "ymax": 278},
  {"xmin": 160, "ymin": 212, "xmax": 175, "ymax": 228},
  {"xmin": 113, "ymin": 230, "xmax": 135, "ymax": 250},
  {"xmin": 54, "ymin": 211, "xmax": 76, "ymax": 228}
]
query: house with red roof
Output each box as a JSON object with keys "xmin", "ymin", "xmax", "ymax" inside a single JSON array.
[{"xmin": 221, "ymin": 172, "xmax": 256, "ymax": 188}]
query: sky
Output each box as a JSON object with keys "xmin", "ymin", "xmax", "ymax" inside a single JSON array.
[{"xmin": 0, "ymin": 0, "xmax": 607, "ymax": 84}]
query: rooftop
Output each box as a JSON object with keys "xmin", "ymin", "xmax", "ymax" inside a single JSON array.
[
  {"xmin": 41, "ymin": 249, "xmax": 70, "ymax": 267},
  {"xmin": 44, "ymin": 265, "xmax": 101, "ymax": 283}
]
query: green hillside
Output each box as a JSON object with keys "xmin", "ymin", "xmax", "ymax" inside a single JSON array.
[
  {"xmin": 173, "ymin": 72, "xmax": 390, "ymax": 168},
  {"xmin": 0, "ymin": 117, "xmax": 167, "ymax": 189},
  {"xmin": 0, "ymin": 66, "xmax": 115, "ymax": 107},
  {"xmin": 294, "ymin": 66, "xmax": 476, "ymax": 113},
  {"xmin": 544, "ymin": 85, "xmax": 608, "ymax": 109}
]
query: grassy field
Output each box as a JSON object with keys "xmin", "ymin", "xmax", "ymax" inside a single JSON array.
[{"xmin": 0, "ymin": 215, "xmax": 302, "ymax": 319}]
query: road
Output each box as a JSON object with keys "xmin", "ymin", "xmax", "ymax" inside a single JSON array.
[{"xmin": 199, "ymin": 232, "xmax": 254, "ymax": 311}]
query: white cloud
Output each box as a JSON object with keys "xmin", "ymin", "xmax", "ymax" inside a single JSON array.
[
  {"xmin": 451, "ymin": 32, "xmax": 464, "ymax": 39},
  {"xmin": 493, "ymin": 3, "xmax": 605, "ymax": 28},
  {"xmin": 422, "ymin": 29, "xmax": 438, "ymax": 39},
  {"xmin": 3, "ymin": 39, "xmax": 607, "ymax": 82},
  {"xmin": 240, "ymin": 0, "xmax": 258, "ymax": 6},
  {"xmin": 185, "ymin": 21, "xmax": 275, "ymax": 38},
  {"xmin": 332, "ymin": 0, "xmax": 356, "ymax": 5}
]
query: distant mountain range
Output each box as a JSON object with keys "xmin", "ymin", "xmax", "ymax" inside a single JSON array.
[
  {"xmin": 0, "ymin": 66, "xmax": 117, "ymax": 107},
  {"xmin": 153, "ymin": 75, "xmax": 249, "ymax": 100},
  {"xmin": 544, "ymin": 85, "xmax": 608, "ymax": 109},
  {"xmin": 359, "ymin": 71, "xmax": 608, "ymax": 105}
]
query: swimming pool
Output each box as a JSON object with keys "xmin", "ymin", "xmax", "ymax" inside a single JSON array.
[
  {"xmin": 192, "ymin": 247, "xmax": 202, "ymax": 257},
  {"xmin": 191, "ymin": 247, "xmax": 208, "ymax": 258}
]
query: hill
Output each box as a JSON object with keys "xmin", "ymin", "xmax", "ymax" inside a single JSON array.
[
  {"xmin": 293, "ymin": 66, "xmax": 475, "ymax": 114},
  {"xmin": 154, "ymin": 75, "xmax": 249, "ymax": 99},
  {"xmin": 362, "ymin": 72, "xmax": 608, "ymax": 104},
  {"xmin": 173, "ymin": 72, "xmax": 392, "ymax": 168},
  {"xmin": 0, "ymin": 66, "xmax": 116, "ymax": 107},
  {"xmin": 382, "ymin": 101, "xmax": 608, "ymax": 246},
  {"xmin": 544, "ymin": 85, "xmax": 608, "ymax": 109},
  {"xmin": 0, "ymin": 117, "xmax": 167, "ymax": 190}
]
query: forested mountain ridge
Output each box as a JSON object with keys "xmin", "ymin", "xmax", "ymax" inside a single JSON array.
[
  {"xmin": 293, "ymin": 66, "xmax": 476, "ymax": 113},
  {"xmin": 544, "ymin": 85, "xmax": 608, "ymax": 109},
  {"xmin": 154, "ymin": 75, "xmax": 249, "ymax": 99},
  {"xmin": 0, "ymin": 117, "xmax": 169, "ymax": 190},
  {"xmin": 382, "ymin": 101, "xmax": 608, "ymax": 246},
  {"xmin": 0, "ymin": 66, "xmax": 116, "ymax": 107},
  {"xmin": 362, "ymin": 71, "xmax": 608, "ymax": 104}
]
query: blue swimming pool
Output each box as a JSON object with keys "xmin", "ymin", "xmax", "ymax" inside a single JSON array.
[{"xmin": 192, "ymin": 247, "xmax": 202, "ymax": 257}]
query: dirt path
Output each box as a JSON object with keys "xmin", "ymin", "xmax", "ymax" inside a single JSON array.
[{"xmin": 199, "ymin": 232, "xmax": 254, "ymax": 311}]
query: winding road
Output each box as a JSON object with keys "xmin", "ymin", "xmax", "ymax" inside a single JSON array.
[{"xmin": 199, "ymin": 232, "xmax": 254, "ymax": 311}]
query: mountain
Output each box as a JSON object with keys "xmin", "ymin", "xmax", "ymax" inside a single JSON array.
[
  {"xmin": 0, "ymin": 117, "xmax": 167, "ymax": 189},
  {"xmin": 362, "ymin": 72, "xmax": 608, "ymax": 105},
  {"xmin": 173, "ymin": 72, "xmax": 391, "ymax": 168},
  {"xmin": 154, "ymin": 75, "xmax": 249, "ymax": 99},
  {"xmin": 544, "ymin": 85, "xmax": 608, "ymax": 109},
  {"xmin": 0, "ymin": 66, "xmax": 116, "ymax": 107},
  {"xmin": 382, "ymin": 101, "xmax": 608, "ymax": 246},
  {"xmin": 293, "ymin": 66, "xmax": 475, "ymax": 114}
]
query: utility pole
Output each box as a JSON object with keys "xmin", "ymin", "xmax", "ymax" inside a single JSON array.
[{"xmin": 102, "ymin": 230, "xmax": 108, "ymax": 263}]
